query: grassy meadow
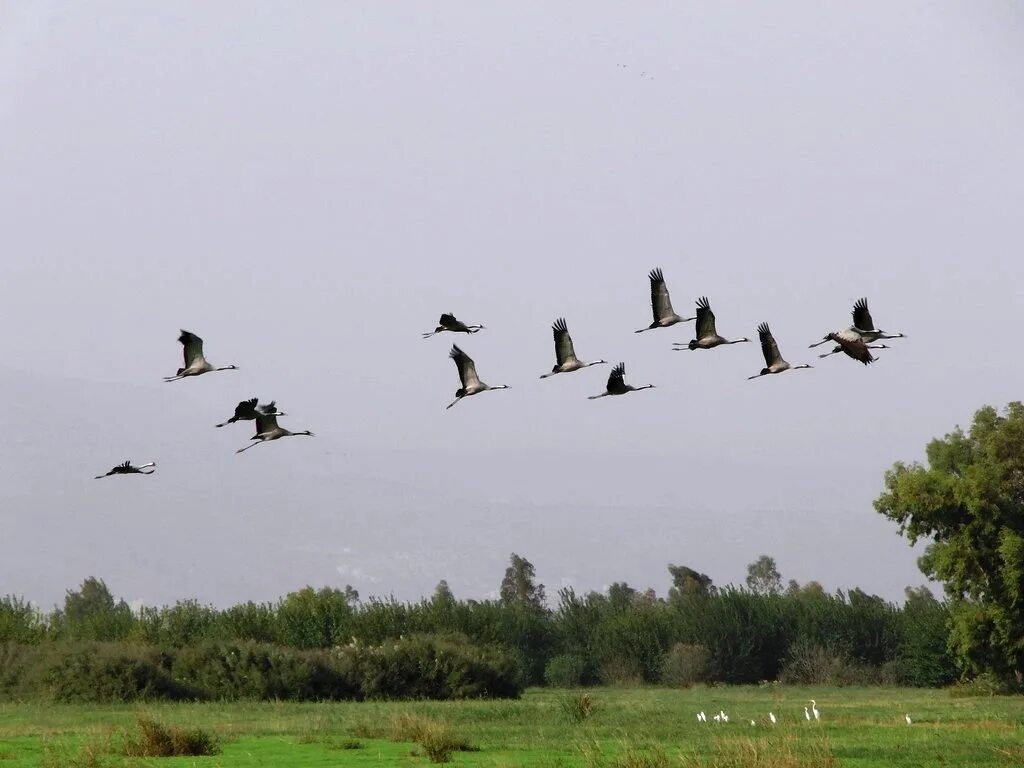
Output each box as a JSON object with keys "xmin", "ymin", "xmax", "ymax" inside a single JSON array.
[{"xmin": 0, "ymin": 686, "xmax": 1021, "ymax": 767}]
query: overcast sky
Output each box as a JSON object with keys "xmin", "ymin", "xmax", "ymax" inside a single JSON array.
[{"xmin": 2, "ymin": 2, "xmax": 1023, "ymax": 610}]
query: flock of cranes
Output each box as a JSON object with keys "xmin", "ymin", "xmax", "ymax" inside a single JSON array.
[
  {"xmin": 94, "ymin": 267, "xmax": 906, "ymax": 478},
  {"xmin": 93, "ymin": 331, "xmax": 314, "ymax": 479},
  {"xmin": 434, "ymin": 266, "xmax": 905, "ymax": 411}
]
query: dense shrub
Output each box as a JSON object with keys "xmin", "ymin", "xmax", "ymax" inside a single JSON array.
[
  {"xmin": 544, "ymin": 653, "xmax": 589, "ymax": 687},
  {"xmin": 37, "ymin": 643, "xmax": 188, "ymax": 702},
  {"xmin": 333, "ymin": 633, "xmax": 521, "ymax": 700},
  {"xmin": 0, "ymin": 635, "xmax": 519, "ymax": 702},
  {"xmin": 661, "ymin": 644, "xmax": 710, "ymax": 687},
  {"xmin": 777, "ymin": 639, "xmax": 895, "ymax": 686},
  {"xmin": 172, "ymin": 641, "xmax": 351, "ymax": 700}
]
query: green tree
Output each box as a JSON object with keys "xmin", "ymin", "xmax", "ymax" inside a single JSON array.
[
  {"xmin": 874, "ymin": 402, "xmax": 1024, "ymax": 681},
  {"xmin": 276, "ymin": 586, "xmax": 356, "ymax": 648},
  {"xmin": 900, "ymin": 586, "xmax": 956, "ymax": 686},
  {"xmin": 500, "ymin": 553, "xmax": 546, "ymax": 611},
  {"xmin": 432, "ymin": 580, "xmax": 456, "ymax": 607},
  {"xmin": 0, "ymin": 595, "xmax": 44, "ymax": 643},
  {"xmin": 57, "ymin": 577, "xmax": 134, "ymax": 641},
  {"xmin": 606, "ymin": 582, "xmax": 637, "ymax": 611},
  {"xmin": 667, "ymin": 564, "xmax": 713, "ymax": 604},
  {"xmin": 745, "ymin": 555, "xmax": 783, "ymax": 595}
]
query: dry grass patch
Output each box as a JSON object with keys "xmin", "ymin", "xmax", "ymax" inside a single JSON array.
[
  {"xmin": 40, "ymin": 736, "xmax": 110, "ymax": 768},
  {"xmin": 121, "ymin": 716, "xmax": 220, "ymax": 757},
  {"xmin": 680, "ymin": 731, "xmax": 838, "ymax": 768}
]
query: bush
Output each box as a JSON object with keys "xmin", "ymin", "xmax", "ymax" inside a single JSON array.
[
  {"xmin": 561, "ymin": 692, "xmax": 598, "ymax": 723},
  {"xmin": 416, "ymin": 721, "xmax": 477, "ymax": 764},
  {"xmin": 172, "ymin": 641, "xmax": 356, "ymax": 700},
  {"xmin": 121, "ymin": 716, "xmax": 220, "ymax": 757},
  {"xmin": 597, "ymin": 658, "xmax": 645, "ymax": 687},
  {"xmin": 39, "ymin": 644, "xmax": 188, "ymax": 702},
  {"xmin": 778, "ymin": 639, "xmax": 892, "ymax": 686},
  {"xmin": 545, "ymin": 653, "xmax": 589, "ymax": 687},
  {"xmin": 778, "ymin": 641, "xmax": 851, "ymax": 686},
  {"xmin": 948, "ymin": 672, "xmax": 1012, "ymax": 698},
  {"xmin": 661, "ymin": 644, "xmax": 710, "ymax": 687},
  {"xmin": 332, "ymin": 633, "xmax": 522, "ymax": 700}
]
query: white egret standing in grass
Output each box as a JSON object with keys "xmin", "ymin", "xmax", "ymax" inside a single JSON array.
[
  {"xmin": 769, "ymin": 712, "xmax": 776, "ymax": 724},
  {"xmin": 810, "ymin": 700, "xmax": 820, "ymax": 721},
  {"xmin": 905, "ymin": 714, "xmax": 912, "ymax": 725}
]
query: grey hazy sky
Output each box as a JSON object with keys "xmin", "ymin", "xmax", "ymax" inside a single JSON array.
[{"xmin": 3, "ymin": 2, "xmax": 1023, "ymax": 609}]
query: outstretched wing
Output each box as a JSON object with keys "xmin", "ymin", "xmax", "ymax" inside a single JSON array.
[
  {"xmin": 836, "ymin": 335, "xmax": 874, "ymax": 364},
  {"xmin": 119, "ymin": 460, "xmax": 132, "ymax": 471},
  {"xmin": 258, "ymin": 400, "xmax": 280, "ymax": 415},
  {"xmin": 449, "ymin": 345, "xmax": 481, "ymax": 388},
  {"xmin": 649, "ymin": 268, "xmax": 675, "ymax": 322},
  {"xmin": 254, "ymin": 411, "xmax": 280, "ymax": 435},
  {"xmin": 552, "ymin": 318, "xmax": 577, "ymax": 365},
  {"xmin": 607, "ymin": 362, "xmax": 626, "ymax": 391},
  {"xmin": 438, "ymin": 313, "xmax": 470, "ymax": 332},
  {"xmin": 695, "ymin": 297, "xmax": 717, "ymax": 339},
  {"xmin": 234, "ymin": 398, "xmax": 259, "ymax": 419},
  {"xmin": 852, "ymin": 298, "xmax": 875, "ymax": 331},
  {"xmin": 178, "ymin": 330, "xmax": 204, "ymax": 368},
  {"xmin": 757, "ymin": 322, "xmax": 782, "ymax": 367}
]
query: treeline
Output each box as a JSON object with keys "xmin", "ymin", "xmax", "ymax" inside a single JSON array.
[{"xmin": 0, "ymin": 554, "xmax": 957, "ymax": 701}]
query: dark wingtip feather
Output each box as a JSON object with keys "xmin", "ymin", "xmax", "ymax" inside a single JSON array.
[
  {"xmin": 757, "ymin": 322, "xmax": 770, "ymax": 335},
  {"xmin": 649, "ymin": 267, "xmax": 663, "ymax": 282},
  {"xmin": 697, "ymin": 296, "xmax": 711, "ymax": 309}
]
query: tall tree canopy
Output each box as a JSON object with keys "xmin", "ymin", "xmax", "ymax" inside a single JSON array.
[
  {"xmin": 745, "ymin": 555, "xmax": 783, "ymax": 595},
  {"xmin": 667, "ymin": 564, "xmax": 714, "ymax": 604},
  {"xmin": 500, "ymin": 553, "xmax": 546, "ymax": 611},
  {"xmin": 874, "ymin": 402, "xmax": 1024, "ymax": 681}
]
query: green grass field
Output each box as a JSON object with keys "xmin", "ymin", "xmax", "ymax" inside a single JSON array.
[{"xmin": 0, "ymin": 687, "xmax": 1021, "ymax": 767}]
